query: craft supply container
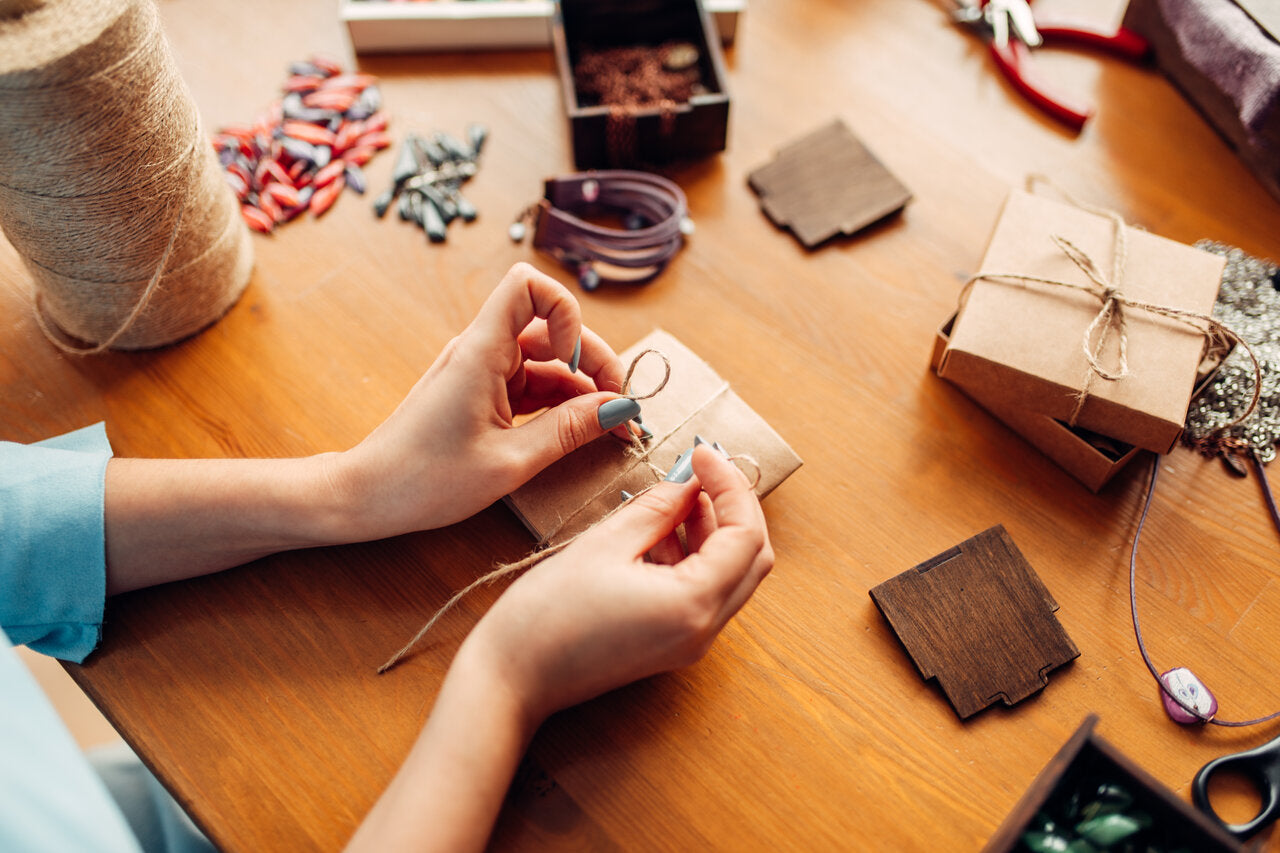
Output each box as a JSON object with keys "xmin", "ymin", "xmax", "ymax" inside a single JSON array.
[
  {"xmin": 551, "ymin": 0, "xmax": 730, "ymax": 168},
  {"xmin": 984, "ymin": 716, "xmax": 1240, "ymax": 852}
]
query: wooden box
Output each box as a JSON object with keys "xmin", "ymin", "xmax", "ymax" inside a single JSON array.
[
  {"xmin": 984, "ymin": 716, "xmax": 1240, "ymax": 852},
  {"xmin": 551, "ymin": 0, "xmax": 730, "ymax": 168}
]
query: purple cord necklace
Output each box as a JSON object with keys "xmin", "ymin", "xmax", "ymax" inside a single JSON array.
[{"xmin": 1131, "ymin": 453, "xmax": 1280, "ymax": 727}]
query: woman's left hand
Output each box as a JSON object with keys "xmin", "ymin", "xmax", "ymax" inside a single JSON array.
[{"xmin": 330, "ymin": 262, "xmax": 635, "ymax": 541}]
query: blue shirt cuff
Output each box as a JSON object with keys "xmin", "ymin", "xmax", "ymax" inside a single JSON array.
[{"xmin": 0, "ymin": 423, "xmax": 113, "ymax": 663}]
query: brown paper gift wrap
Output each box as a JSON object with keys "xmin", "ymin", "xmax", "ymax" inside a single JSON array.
[
  {"xmin": 937, "ymin": 190, "xmax": 1226, "ymax": 454},
  {"xmin": 504, "ymin": 329, "xmax": 802, "ymax": 546}
]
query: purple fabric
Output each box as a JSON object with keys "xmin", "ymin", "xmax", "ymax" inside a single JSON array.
[{"xmin": 1124, "ymin": 0, "xmax": 1280, "ymax": 200}]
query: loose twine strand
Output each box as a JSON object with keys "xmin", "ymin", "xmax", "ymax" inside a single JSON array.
[
  {"xmin": 0, "ymin": 0, "xmax": 251, "ymax": 352},
  {"xmin": 959, "ymin": 176, "xmax": 1262, "ymax": 432},
  {"xmin": 377, "ymin": 349, "xmax": 761, "ymax": 674}
]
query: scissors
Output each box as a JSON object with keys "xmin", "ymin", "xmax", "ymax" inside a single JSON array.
[
  {"xmin": 949, "ymin": 0, "xmax": 1150, "ymax": 131},
  {"xmin": 1192, "ymin": 731, "xmax": 1280, "ymax": 839}
]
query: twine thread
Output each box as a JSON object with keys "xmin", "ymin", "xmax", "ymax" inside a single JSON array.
[
  {"xmin": 377, "ymin": 349, "xmax": 760, "ymax": 674},
  {"xmin": 0, "ymin": 0, "xmax": 251, "ymax": 352},
  {"xmin": 960, "ymin": 178, "xmax": 1261, "ymax": 431}
]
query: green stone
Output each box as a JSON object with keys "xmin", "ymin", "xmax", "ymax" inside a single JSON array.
[
  {"xmin": 1075, "ymin": 814, "xmax": 1143, "ymax": 847},
  {"xmin": 1080, "ymin": 784, "xmax": 1135, "ymax": 820},
  {"xmin": 1064, "ymin": 840, "xmax": 1101, "ymax": 853},
  {"xmin": 1021, "ymin": 831, "xmax": 1071, "ymax": 852}
]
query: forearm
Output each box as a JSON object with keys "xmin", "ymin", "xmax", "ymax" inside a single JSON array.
[
  {"xmin": 346, "ymin": 636, "xmax": 540, "ymax": 852},
  {"xmin": 103, "ymin": 454, "xmax": 352, "ymax": 594}
]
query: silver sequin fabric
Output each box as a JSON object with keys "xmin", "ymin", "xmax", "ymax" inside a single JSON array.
[{"xmin": 1185, "ymin": 242, "xmax": 1280, "ymax": 463}]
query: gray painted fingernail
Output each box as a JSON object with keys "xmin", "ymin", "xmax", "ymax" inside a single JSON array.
[
  {"xmin": 713, "ymin": 441, "xmax": 730, "ymax": 458},
  {"xmin": 568, "ymin": 335, "xmax": 581, "ymax": 374},
  {"xmin": 694, "ymin": 434, "xmax": 708, "ymax": 447},
  {"xmin": 598, "ymin": 398, "xmax": 641, "ymax": 430},
  {"xmin": 664, "ymin": 448, "xmax": 695, "ymax": 483},
  {"xmin": 635, "ymin": 419, "xmax": 654, "ymax": 439},
  {"xmin": 620, "ymin": 490, "xmax": 633, "ymax": 502}
]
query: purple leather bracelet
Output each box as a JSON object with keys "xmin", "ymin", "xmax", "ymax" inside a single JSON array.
[{"xmin": 509, "ymin": 170, "xmax": 693, "ymax": 290}]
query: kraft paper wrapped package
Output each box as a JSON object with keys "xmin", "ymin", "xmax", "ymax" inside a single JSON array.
[
  {"xmin": 505, "ymin": 329, "xmax": 802, "ymax": 546},
  {"xmin": 937, "ymin": 190, "xmax": 1226, "ymax": 455}
]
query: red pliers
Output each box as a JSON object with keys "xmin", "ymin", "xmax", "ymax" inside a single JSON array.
[{"xmin": 951, "ymin": 0, "xmax": 1150, "ymax": 131}]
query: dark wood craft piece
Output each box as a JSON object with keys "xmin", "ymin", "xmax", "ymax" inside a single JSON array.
[
  {"xmin": 747, "ymin": 117, "xmax": 911, "ymax": 248},
  {"xmin": 869, "ymin": 524, "xmax": 1079, "ymax": 720}
]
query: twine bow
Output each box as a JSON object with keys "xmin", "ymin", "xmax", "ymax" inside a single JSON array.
[{"xmin": 961, "ymin": 181, "xmax": 1261, "ymax": 430}]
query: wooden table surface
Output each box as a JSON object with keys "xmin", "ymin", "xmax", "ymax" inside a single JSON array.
[{"xmin": 5, "ymin": 0, "xmax": 1280, "ymax": 849}]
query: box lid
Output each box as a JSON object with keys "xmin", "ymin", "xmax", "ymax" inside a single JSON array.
[{"xmin": 938, "ymin": 190, "xmax": 1225, "ymax": 453}]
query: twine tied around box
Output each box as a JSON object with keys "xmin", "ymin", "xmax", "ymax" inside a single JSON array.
[
  {"xmin": 959, "ymin": 178, "xmax": 1261, "ymax": 433},
  {"xmin": 378, "ymin": 348, "xmax": 760, "ymax": 674}
]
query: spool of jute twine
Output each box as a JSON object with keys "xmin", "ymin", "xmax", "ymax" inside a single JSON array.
[{"xmin": 0, "ymin": 0, "xmax": 251, "ymax": 353}]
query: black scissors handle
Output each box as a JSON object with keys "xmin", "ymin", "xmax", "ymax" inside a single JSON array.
[{"xmin": 1192, "ymin": 732, "xmax": 1280, "ymax": 839}]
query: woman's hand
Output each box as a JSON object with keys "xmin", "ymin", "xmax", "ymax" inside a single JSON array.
[
  {"xmin": 462, "ymin": 444, "xmax": 775, "ymax": 721},
  {"xmin": 104, "ymin": 263, "xmax": 635, "ymax": 592},
  {"xmin": 331, "ymin": 262, "xmax": 636, "ymax": 541},
  {"xmin": 347, "ymin": 445, "xmax": 773, "ymax": 853}
]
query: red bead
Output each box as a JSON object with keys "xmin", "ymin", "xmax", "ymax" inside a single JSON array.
[
  {"xmin": 309, "ymin": 175, "xmax": 345, "ymax": 217},
  {"xmin": 301, "ymin": 90, "xmax": 356, "ymax": 112},
  {"xmin": 241, "ymin": 204, "xmax": 274, "ymax": 234},
  {"xmin": 312, "ymin": 160, "xmax": 346, "ymax": 189},
  {"xmin": 362, "ymin": 111, "xmax": 389, "ymax": 134},
  {"xmin": 225, "ymin": 161, "xmax": 252, "ymax": 188},
  {"xmin": 257, "ymin": 190, "xmax": 284, "ymax": 224},
  {"xmin": 332, "ymin": 121, "xmax": 361, "ymax": 154},
  {"xmin": 356, "ymin": 131, "xmax": 391, "ymax": 150},
  {"xmin": 322, "ymin": 73, "xmax": 377, "ymax": 92},
  {"xmin": 282, "ymin": 120, "xmax": 337, "ymax": 147},
  {"xmin": 264, "ymin": 182, "xmax": 301, "ymax": 208},
  {"xmin": 255, "ymin": 158, "xmax": 292, "ymax": 188},
  {"xmin": 284, "ymin": 74, "xmax": 323, "ymax": 93},
  {"xmin": 341, "ymin": 145, "xmax": 375, "ymax": 166}
]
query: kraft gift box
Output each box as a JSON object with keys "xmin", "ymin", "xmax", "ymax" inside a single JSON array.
[{"xmin": 937, "ymin": 190, "xmax": 1225, "ymax": 454}]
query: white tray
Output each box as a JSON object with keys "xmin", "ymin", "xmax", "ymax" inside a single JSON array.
[{"xmin": 342, "ymin": 0, "xmax": 744, "ymax": 53}]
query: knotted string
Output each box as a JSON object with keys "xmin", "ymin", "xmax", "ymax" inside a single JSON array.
[
  {"xmin": 960, "ymin": 179, "xmax": 1261, "ymax": 431},
  {"xmin": 378, "ymin": 349, "xmax": 760, "ymax": 674}
]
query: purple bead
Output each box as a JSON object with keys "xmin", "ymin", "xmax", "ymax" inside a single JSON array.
[{"xmin": 1159, "ymin": 667, "xmax": 1218, "ymax": 724}]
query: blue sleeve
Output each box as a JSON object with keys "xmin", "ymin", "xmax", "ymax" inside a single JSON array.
[
  {"xmin": 0, "ymin": 629, "xmax": 142, "ymax": 852},
  {"xmin": 0, "ymin": 423, "xmax": 113, "ymax": 663}
]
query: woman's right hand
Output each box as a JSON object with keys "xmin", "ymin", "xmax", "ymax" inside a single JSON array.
[
  {"xmin": 462, "ymin": 443, "xmax": 775, "ymax": 724},
  {"xmin": 346, "ymin": 444, "xmax": 773, "ymax": 853}
]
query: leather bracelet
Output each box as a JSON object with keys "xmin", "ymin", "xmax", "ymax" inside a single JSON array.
[{"xmin": 509, "ymin": 170, "xmax": 693, "ymax": 290}]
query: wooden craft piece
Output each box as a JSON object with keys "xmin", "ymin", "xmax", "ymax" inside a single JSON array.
[
  {"xmin": 747, "ymin": 117, "xmax": 911, "ymax": 248},
  {"xmin": 869, "ymin": 525, "xmax": 1079, "ymax": 720},
  {"xmin": 504, "ymin": 329, "xmax": 802, "ymax": 547}
]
